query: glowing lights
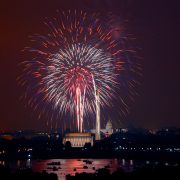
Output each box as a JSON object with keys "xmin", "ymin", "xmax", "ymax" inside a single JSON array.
[{"xmin": 18, "ymin": 10, "xmax": 141, "ymax": 131}]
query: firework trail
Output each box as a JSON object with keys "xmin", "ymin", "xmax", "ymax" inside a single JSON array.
[{"xmin": 18, "ymin": 10, "xmax": 141, "ymax": 131}]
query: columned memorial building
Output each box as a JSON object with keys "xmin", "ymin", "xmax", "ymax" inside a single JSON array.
[{"xmin": 63, "ymin": 133, "xmax": 93, "ymax": 147}]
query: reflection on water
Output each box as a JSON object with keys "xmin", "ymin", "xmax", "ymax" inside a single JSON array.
[
  {"xmin": 0, "ymin": 159, "xmax": 134, "ymax": 180},
  {"xmin": 0, "ymin": 160, "xmax": 5, "ymax": 166},
  {"xmin": 32, "ymin": 159, "xmax": 126, "ymax": 180},
  {"xmin": 26, "ymin": 159, "xmax": 31, "ymax": 168},
  {"xmin": 1, "ymin": 159, "xmax": 178, "ymax": 180}
]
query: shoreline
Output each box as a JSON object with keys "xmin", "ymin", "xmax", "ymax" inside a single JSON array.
[{"xmin": 0, "ymin": 151, "xmax": 180, "ymax": 162}]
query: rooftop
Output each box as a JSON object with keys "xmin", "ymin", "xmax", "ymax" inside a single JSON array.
[{"xmin": 64, "ymin": 133, "xmax": 92, "ymax": 137}]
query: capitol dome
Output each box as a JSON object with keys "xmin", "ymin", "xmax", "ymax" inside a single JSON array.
[{"xmin": 105, "ymin": 120, "xmax": 112, "ymax": 130}]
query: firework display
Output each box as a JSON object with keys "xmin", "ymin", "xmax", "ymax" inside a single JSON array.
[{"xmin": 18, "ymin": 10, "xmax": 141, "ymax": 131}]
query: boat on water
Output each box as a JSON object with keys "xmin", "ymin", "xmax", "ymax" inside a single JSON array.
[
  {"xmin": 47, "ymin": 161, "xmax": 61, "ymax": 166},
  {"xmin": 83, "ymin": 160, "xmax": 92, "ymax": 164},
  {"xmin": 47, "ymin": 166, "xmax": 61, "ymax": 170},
  {"xmin": 104, "ymin": 165, "xmax": 110, "ymax": 168},
  {"xmin": 53, "ymin": 166, "xmax": 58, "ymax": 171}
]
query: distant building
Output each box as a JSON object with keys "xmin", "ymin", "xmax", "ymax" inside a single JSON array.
[
  {"xmin": 115, "ymin": 128, "xmax": 128, "ymax": 133},
  {"xmin": 91, "ymin": 120, "xmax": 113, "ymax": 137},
  {"xmin": 63, "ymin": 133, "xmax": 93, "ymax": 147},
  {"xmin": 62, "ymin": 119, "xmax": 113, "ymax": 147}
]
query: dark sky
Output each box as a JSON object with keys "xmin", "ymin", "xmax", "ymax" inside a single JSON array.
[{"xmin": 0, "ymin": 0, "xmax": 180, "ymax": 131}]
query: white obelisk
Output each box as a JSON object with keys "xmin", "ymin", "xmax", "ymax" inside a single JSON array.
[{"xmin": 95, "ymin": 90, "xmax": 100, "ymax": 140}]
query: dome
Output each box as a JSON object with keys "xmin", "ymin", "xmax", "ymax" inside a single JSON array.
[{"xmin": 106, "ymin": 120, "xmax": 112, "ymax": 130}]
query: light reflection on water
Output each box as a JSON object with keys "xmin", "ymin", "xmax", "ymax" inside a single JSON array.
[
  {"xmin": 0, "ymin": 158, "xmax": 179, "ymax": 180},
  {"xmin": 1, "ymin": 159, "xmax": 134, "ymax": 180},
  {"xmin": 32, "ymin": 159, "xmax": 126, "ymax": 180},
  {"xmin": 0, "ymin": 160, "xmax": 5, "ymax": 166}
]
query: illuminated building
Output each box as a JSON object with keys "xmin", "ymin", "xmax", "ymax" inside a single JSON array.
[
  {"xmin": 63, "ymin": 133, "xmax": 93, "ymax": 147},
  {"xmin": 91, "ymin": 120, "xmax": 113, "ymax": 137}
]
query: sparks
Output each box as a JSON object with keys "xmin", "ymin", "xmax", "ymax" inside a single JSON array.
[{"xmin": 18, "ymin": 10, "xmax": 141, "ymax": 131}]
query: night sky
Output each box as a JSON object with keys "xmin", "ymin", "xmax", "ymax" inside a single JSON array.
[{"xmin": 0, "ymin": 0, "xmax": 180, "ymax": 131}]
